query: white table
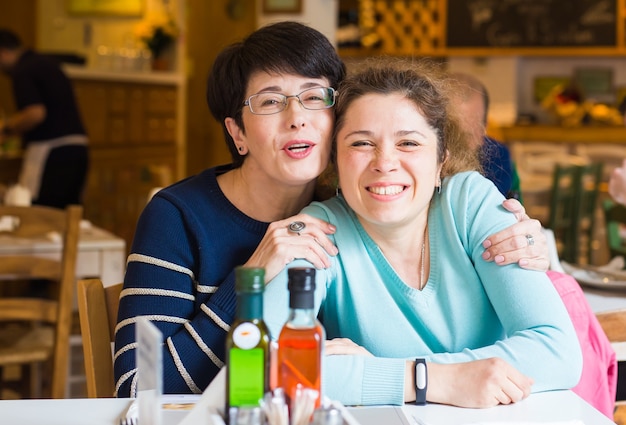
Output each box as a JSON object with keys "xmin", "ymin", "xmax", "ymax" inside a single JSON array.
[
  {"xmin": 0, "ymin": 221, "xmax": 126, "ymax": 286},
  {"xmin": 0, "ymin": 390, "xmax": 612, "ymax": 425},
  {"xmin": 583, "ymin": 286, "xmax": 626, "ymax": 314}
]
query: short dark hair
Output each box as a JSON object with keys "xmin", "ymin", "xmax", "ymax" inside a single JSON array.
[
  {"xmin": 0, "ymin": 28, "xmax": 22, "ymax": 50},
  {"xmin": 206, "ymin": 21, "xmax": 346, "ymax": 167}
]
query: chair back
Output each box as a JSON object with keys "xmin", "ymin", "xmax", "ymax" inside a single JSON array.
[
  {"xmin": 596, "ymin": 308, "xmax": 626, "ymax": 343},
  {"xmin": 547, "ymin": 163, "xmax": 602, "ymax": 264},
  {"xmin": 602, "ymin": 199, "xmax": 626, "ymax": 261},
  {"xmin": 76, "ymin": 278, "xmax": 122, "ymax": 398},
  {"xmin": 0, "ymin": 204, "xmax": 82, "ymax": 398}
]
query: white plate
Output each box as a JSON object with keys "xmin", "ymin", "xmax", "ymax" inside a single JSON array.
[{"xmin": 570, "ymin": 268, "xmax": 626, "ymax": 290}]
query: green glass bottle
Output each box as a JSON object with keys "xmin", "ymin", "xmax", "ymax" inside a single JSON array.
[{"xmin": 226, "ymin": 267, "xmax": 270, "ymax": 419}]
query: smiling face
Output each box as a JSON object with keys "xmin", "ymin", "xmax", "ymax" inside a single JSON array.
[
  {"xmin": 336, "ymin": 93, "xmax": 442, "ymax": 231},
  {"xmin": 225, "ymin": 71, "xmax": 334, "ymax": 187}
]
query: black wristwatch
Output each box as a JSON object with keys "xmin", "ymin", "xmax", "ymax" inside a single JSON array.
[{"xmin": 415, "ymin": 358, "xmax": 427, "ymax": 405}]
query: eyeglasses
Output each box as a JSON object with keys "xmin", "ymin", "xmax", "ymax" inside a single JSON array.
[{"xmin": 243, "ymin": 87, "xmax": 336, "ymax": 115}]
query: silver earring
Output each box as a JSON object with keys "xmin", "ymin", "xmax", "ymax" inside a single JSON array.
[
  {"xmin": 336, "ymin": 186, "xmax": 340, "ymax": 197},
  {"xmin": 436, "ymin": 177, "xmax": 442, "ymax": 194}
]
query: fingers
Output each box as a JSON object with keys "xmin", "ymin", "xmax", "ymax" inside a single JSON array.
[
  {"xmin": 482, "ymin": 219, "xmax": 550, "ymax": 272},
  {"xmin": 501, "ymin": 198, "xmax": 528, "ymax": 221},
  {"xmin": 499, "ymin": 368, "xmax": 533, "ymax": 405},
  {"xmin": 281, "ymin": 214, "xmax": 339, "ymax": 257},
  {"xmin": 324, "ymin": 338, "xmax": 373, "ymax": 356},
  {"xmin": 246, "ymin": 214, "xmax": 339, "ymax": 281}
]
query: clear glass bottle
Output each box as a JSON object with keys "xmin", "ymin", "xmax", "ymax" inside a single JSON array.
[
  {"xmin": 277, "ymin": 267, "xmax": 325, "ymax": 409},
  {"xmin": 226, "ymin": 267, "xmax": 270, "ymax": 420}
]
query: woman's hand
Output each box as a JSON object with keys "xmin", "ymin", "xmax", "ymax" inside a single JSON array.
[
  {"xmin": 325, "ymin": 338, "xmax": 374, "ymax": 357},
  {"xmin": 609, "ymin": 159, "xmax": 626, "ymax": 206},
  {"xmin": 243, "ymin": 213, "xmax": 338, "ymax": 282},
  {"xmin": 481, "ymin": 198, "xmax": 549, "ymax": 271},
  {"xmin": 418, "ymin": 358, "xmax": 533, "ymax": 408}
]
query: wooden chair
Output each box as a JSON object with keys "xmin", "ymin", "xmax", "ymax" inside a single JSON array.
[
  {"xmin": 548, "ymin": 162, "xmax": 602, "ymax": 264},
  {"xmin": 0, "ymin": 204, "xmax": 82, "ymax": 399},
  {"xmin": 602, "ymin": 199, "xmax": 626, "ymax": 262},
  {"xmin": 596, "ymin": 309, "xmax": 626, "ymax": 425},
  {"xmin": 76, "ymin": 278, "xmax": 122, "ymax": 398},
  {"xmin": 548, "ymin": 164, "xmax": 580, "ymax": 262}
]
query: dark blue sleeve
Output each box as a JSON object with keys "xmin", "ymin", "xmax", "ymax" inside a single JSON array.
[{"xmin": 481, "ymin": 137, "xmax": 513, "ymax": 197}]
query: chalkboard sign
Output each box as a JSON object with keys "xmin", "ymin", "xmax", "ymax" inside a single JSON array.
[{"xmin": 446, "ymin": 0, "xmax": 617, "ymax": 48}]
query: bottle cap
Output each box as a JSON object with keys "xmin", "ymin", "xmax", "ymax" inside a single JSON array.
[
  {"xmin": 235, "ymin": 267, "xmax": 265, "ymax": 293},
  {"xmin": 287, "ymin": 267, "xmax": 316, "ymax": 292}
]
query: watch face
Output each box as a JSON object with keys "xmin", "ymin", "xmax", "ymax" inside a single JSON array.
[
  {"xmin": 415, "ymin": 359, "xmax": 427, "ymax": 405},
  {"xmin": 232, "ymin": 322, "xmax": 261, "ymax": 349},
  {"xmin": 416, "ymin": 361, "xmax": 427, "ymax": 389}
]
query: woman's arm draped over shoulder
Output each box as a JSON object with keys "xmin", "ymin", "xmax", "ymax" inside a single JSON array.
[{"xmin": 113, "ymin": 175, "xmax": 265, "ymax": 397}]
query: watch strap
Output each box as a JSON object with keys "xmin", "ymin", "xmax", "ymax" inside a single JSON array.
[{"xmin": 415, "ymin": 358, "xmax": 427, "ymax": 405}]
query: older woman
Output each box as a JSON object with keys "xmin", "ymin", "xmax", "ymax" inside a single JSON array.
[
  {"xmin": 264, "ymin": 60, "xmax": 582, "ymax": 407},
  {"xmin": 115, "ymin": 23, "xmax": 549, "ymax": 397}
]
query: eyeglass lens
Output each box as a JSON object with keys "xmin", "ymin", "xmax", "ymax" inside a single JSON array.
[{"xmin": 246, "ymin": 87, "xmax": 335, "ymax": 115}]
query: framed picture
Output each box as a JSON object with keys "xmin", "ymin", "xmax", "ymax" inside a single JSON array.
[
  {"xmin": 67, "ymin": 0, "xmax": 143, "ymax": 17},
  {"xmin": 574, "ymin": 67, "xmax": 614, "ymax": 101},
  {"xmin": 263, "ymin": 0, "xmax": 302, "ymax": 14},
  {"xmin": 533, "ymin": 76, "xmax": 570, "ymax": 103}
]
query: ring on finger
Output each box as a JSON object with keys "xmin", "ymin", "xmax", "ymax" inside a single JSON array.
[
  {"xmin": 288, "ymin": 221, "xmax": 306, "ymax": 236},
  {"xmin": 525, "ymin": 234, "xmax": 535, "ymax": 246}
]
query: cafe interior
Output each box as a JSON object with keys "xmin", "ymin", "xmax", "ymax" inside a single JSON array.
[{"xmin": 1, "ymin": 0, "xmax": 626, "ymax": 424}]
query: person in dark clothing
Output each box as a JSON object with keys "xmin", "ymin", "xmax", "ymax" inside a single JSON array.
[
  {"xmin": 0, "ymin": 28, "xmax": 89, "ymax": 208},
  {"xmin": 450, "ymin": 72, "xmax": 523, "ymax": 202}
]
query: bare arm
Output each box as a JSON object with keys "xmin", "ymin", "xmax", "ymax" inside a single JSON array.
[
  {"xmin": 409, "ymin": 359, "xmax": 533, "ymax": 408},
  {"xmin": 325, "ymin": 339, "xmax": 533, "ymax": 408},
  {"xmin": 1, "ymin": 104, "xmax": 46, "ymax": 136},
  {"xmin": 481, "ymin": 198, "xmax": 549, "ymax": 271}
]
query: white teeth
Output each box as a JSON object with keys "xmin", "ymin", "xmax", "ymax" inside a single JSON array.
[
  {"xmin": 288, "ymin": 143, "xmax": 309, "ymax": 151},
  {"xmin": 368, "ymin": 185, "xmax": 404, "ymax": 195}
]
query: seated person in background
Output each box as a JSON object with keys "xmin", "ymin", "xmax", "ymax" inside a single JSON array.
[
  {"xmin": 264, "ymin": 59, "xmax": 582, "ymax": 408},
  {"xmin": 609, "ymin": 158, "xmax": 626, "ymax": 206},
  {"xmin": 450, "ymin": 72, "xmax": 523, "ymax": 202}
]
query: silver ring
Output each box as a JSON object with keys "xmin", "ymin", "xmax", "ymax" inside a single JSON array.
[
  {"xmin": 288, "ymin": 221, "xmax": 306, "ymax": 235},
  {"xmin": 525, "ymin": 234, "xmax": 535, "ymax": 246}
]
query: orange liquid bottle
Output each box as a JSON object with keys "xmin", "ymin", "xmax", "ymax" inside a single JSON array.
[{"xmin": 277, "ymin": 267, "xmax": 325, "ymax": 409}]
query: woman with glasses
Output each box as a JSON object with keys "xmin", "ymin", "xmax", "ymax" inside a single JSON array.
[{"xmin": 114, "ymin": 22, "xmax": 549, "ymax": 398}]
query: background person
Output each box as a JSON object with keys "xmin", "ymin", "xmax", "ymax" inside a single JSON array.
[
  {"xmin": 450, "ymin": 72, "xmax": 522, "ymax": 202},
  {"xmin": 0, "ymin": 28, "xmax": 89, "ymax": 208},
  {"xmin": 114, "ymin": 22, "xmax": 551, "ymax": 398},
  {"xmin": 264, "ymin": 60, "xmax": 582, "ymax": 408},
  {"xmin": 609, "ymin": 158, "xmax": 626, "ymax": 206}
]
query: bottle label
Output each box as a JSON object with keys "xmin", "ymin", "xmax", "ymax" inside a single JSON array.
[
  {"xmin": 233, "ymin": 323, "xmax": 261, "ymax": 349},
  {"xmin": 228, "ymin": 347, "xmax": 265, "ymax": 406}
]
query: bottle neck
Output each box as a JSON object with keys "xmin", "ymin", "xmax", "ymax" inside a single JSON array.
[
  {"xmin": 235, "ymin": 292, "xmax": 263, "ymax": 320},
  {"xmin": 286, "ymin": 306, "xmax": 317, "ymax": 327}
]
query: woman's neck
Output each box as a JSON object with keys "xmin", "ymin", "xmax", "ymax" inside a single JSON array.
[
  {"xmin": 364, "ymin": 217, "xmax": 430, "ymax": 290},
  {"xmin": 217, "ymin": 166, "xmax": 317, "ymax": 223}
]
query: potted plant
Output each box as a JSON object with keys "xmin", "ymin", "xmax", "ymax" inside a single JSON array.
[{"xmin": 135, "ymin": 14, "xmax": 178, "ymax": 71}]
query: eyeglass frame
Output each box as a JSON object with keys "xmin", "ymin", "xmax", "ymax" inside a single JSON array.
[{"xmin": 242, "ymin": 87, "xmax": 337, "ymax": 115}]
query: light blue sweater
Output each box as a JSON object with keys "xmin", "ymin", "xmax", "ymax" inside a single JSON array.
[{"xmin": 264, "ymin": 171, "xmax": 582, "ymax": 406}]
